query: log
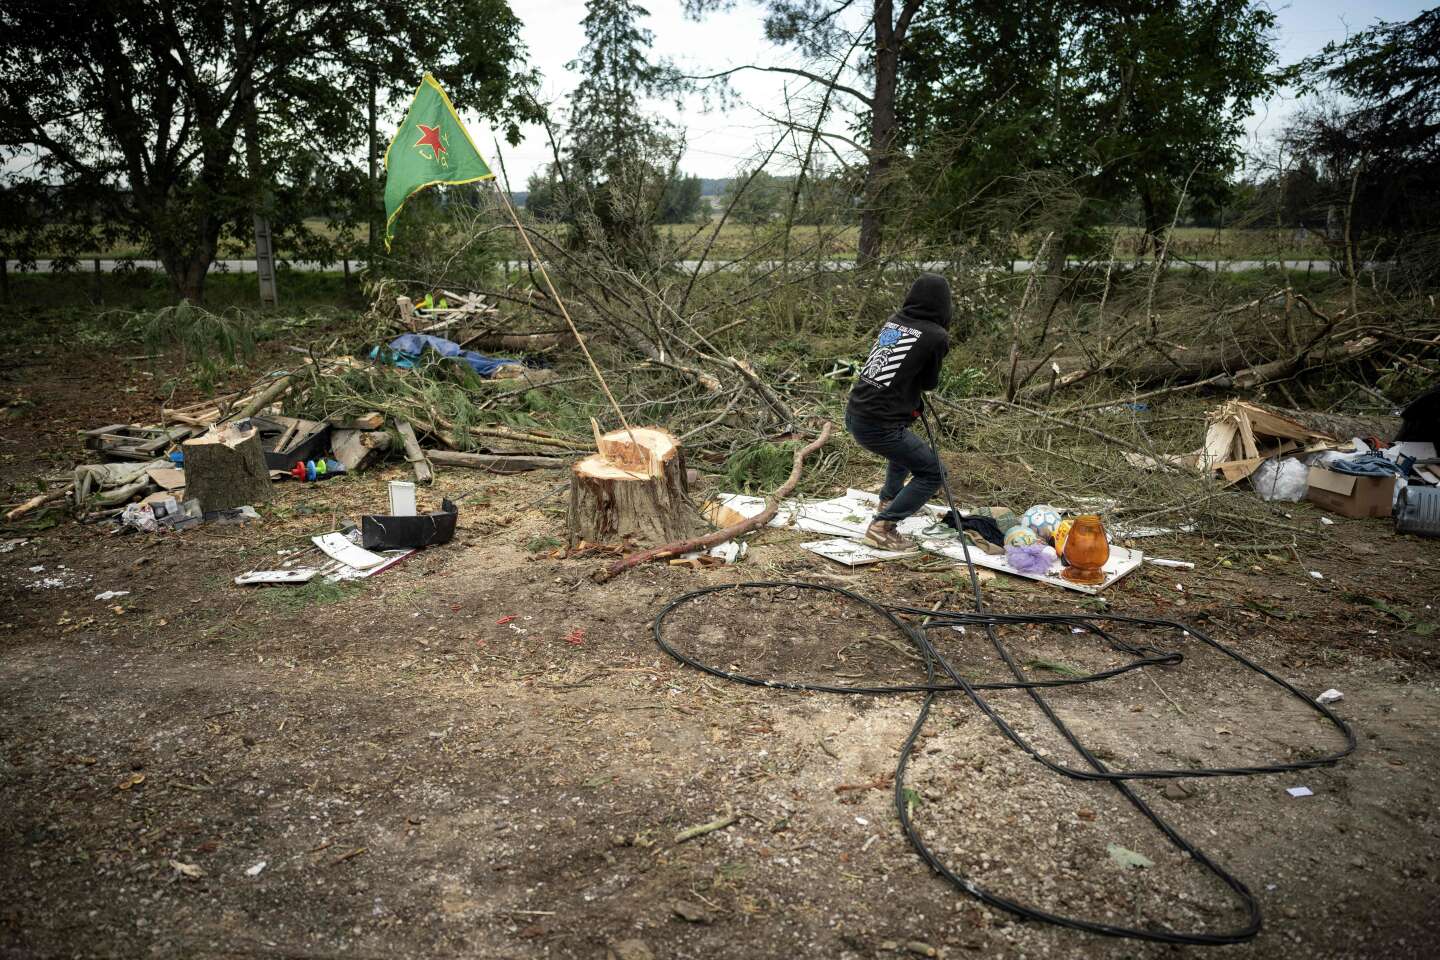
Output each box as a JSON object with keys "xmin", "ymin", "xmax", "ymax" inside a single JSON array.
[
  {"xmin": 181, "ymin": 422, "xmax": 273, "ymax": 511},
  {"xmin": 394, "ymin": 420, "xmax": 433, "ymax": 484},
  {"xmin": 331, "ymin": 429, "xmax": 392, "ymax": 472},
  {"xmin": 597, "ymin": 421, "xmax": 834, "ymax": 582},
  {"xmin": 426, "ymin": 450, "xmax": 567, "ymax": 474},
  {"xmin": 462, "ymin": 331, "xmax": 567, "ymax": 352},
  {"xmin": 5, "ymin": 488, "xmax": 70, "ymax": 522},
  {"xmin": 568, "ymin": 426, "xmax": 707, "ymax": 547},
  {"xmin": 328, "ymin": 412, "xmax": 385, "ymax": 431}
]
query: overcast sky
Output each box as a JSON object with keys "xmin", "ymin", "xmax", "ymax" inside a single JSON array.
[{"xmin": 474, "ymin": 0, "xmax": 1435, "ymax": 187}]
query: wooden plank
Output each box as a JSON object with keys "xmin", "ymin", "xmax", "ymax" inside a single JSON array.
[
  {"xmin": 1236, "ymin": 409, "xmax": 1260, "ymax": 460},
  {"xmin": 327, "ymin": 412, "xmax": 384, "ymax": 431},
  {"xmin": 1201, "ymin": 420, "xmax": 1238, "ymax": 470},
  {"xmin": 394, "ymin": 420, "xmax": 433, "ymax": 485}
]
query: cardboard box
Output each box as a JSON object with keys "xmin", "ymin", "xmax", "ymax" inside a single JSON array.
[{"xmin": 1306, "ymin": 465, "xmax": 1395, "ymax": 519}]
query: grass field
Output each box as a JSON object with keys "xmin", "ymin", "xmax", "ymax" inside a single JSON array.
[{"xmin": 16, "ymin": 221, "xmax": 1332, "ymax": 265}]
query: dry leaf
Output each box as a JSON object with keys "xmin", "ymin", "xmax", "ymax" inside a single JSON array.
[
  {"xmin": 116, "ymin": 772, "xmax": 146, "ymax": 790},
  {"xmin": 169, "ymin": 859, "xmax": 204, "ymax": 879}
]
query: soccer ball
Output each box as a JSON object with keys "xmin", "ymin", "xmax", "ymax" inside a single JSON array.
[
  {"xmin": 1021, "ymin": 504, "xmax": 1063, "ymax": 543},
  {"xmin": 1004, "ymin": 524, "xmax": 1038, "ymax": 547}
]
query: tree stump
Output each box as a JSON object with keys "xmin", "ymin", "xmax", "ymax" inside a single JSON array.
[
  {"xmin": 569, "ymin": 426, "xmax": 707, "ymax": 546},
  {"xmin": 181, "ymin": 422, "xmax": 273, "ymax": 512}
]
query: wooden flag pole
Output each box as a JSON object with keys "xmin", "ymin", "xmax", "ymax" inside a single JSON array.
[{"xmin": 491, "ymin": 181, "xmax": 633, "ymax": 435}]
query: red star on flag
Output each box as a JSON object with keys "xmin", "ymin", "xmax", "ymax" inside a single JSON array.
[{"xmin": 414, "ymin": 123, "xmax": 446, "ymax": 157}]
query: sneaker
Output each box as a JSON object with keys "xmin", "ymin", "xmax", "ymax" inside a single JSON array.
[{"xmin": 863, "ymin": 519, "xmax": 909, "ymax": 551}]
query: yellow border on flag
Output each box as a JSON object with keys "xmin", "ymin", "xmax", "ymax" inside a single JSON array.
[{"xmin": 383, "ymin": 72, "xmax": 496, "ymax": 251}]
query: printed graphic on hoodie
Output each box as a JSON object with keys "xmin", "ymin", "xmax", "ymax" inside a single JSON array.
[{"xmin": 859, "ymin": 321, "xmax": 921, "ymax": 388}]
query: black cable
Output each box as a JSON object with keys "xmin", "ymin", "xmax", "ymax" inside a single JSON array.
[{"xmin": 650, "ymin": 409, "xmax": 1354, "ymax": 945}]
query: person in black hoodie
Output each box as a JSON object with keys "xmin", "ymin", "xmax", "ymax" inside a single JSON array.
[{"xmin": 845, "ymin": 273, "xmax": 952, "ymax": 550}]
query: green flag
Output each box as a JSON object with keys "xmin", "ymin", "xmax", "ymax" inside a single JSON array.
[{"xmin": 383, "ymin": 72, "xmax": 494, "ymax": 250}]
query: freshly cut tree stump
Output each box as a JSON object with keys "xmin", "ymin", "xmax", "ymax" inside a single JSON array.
[
  {"xmin": 181, "ymin": 421, "xmax": 273, "ymax": 511},
  {"xmin": 569, "ymin": 426, "xmax": 707, "ymax": 546}
]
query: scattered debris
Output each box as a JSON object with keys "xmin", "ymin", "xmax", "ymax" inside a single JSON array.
[
  {"xmin": 605, "ymin": 939, "xmax": 654, "ymax": 960},
  {"xmin": 93, "ymin": 590, "xmax": 130, "ymax": 601},
  {"xmin": 1316, "ymin": 689, "xmax": 1344, "ymax": 704},
  {"xmin": 312, "ymin": 533, "xmax": 387, "ymax": 570},
  {"xmin": 671, "ymin": 901, "xmax": 709, "ymax": 923},
  {"xmin": 361, "ymin": 498, "xmax": 458, "ymax": 550},
  {"xmin": 169, "ymin": 859, "xmax": 205, "ymax": 880},
  {"xmin": 1307, "ymin": 463, "xmax": 1395, "ymax": 518},
  {"xmin": 803, "ymin": 537, "xmax": 918, "ymax": 567},
  {"xmin": 1163, "ymin": 782, "xmax": 1195, "ymax": 801},
  {"xmin": 675, "ymin": 808, "xmax": 739, "ymax": 844},
  {"xmin": 245, "ymin": 861, "xmax": 267, "ymax": 877},
  {"xmin": 389, "ymin": 480, "xmax": 417, "ymax": 517},
  {"xmin": 1144, "ymin": 557, "xmax": 1195, "ymax": 569},
  {"xmin": 83, "ymin": 423, "xmax": 193, "ymax": 461},
  {"xmin": 1287, "ymin": 786, "xmax": 1314, "ymax": 798},
  {"xmin": 1106, "ymin": 843, "xmax": 1154, "ymax": 869},
  {"xmin": 234, "ymin": 569, "xmax": 319, "ymax": 587},
  {"xmin": 1199, "ymin": 401, "xmax": 1341, "ymax": 483}
]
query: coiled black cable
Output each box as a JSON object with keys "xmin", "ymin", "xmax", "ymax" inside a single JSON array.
[{"xmin": 651, "ymin": 409, "xmax": 1355, "ymax": 945}]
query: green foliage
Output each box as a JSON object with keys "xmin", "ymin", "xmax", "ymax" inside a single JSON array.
[
  {"xmin": 938, "ymin": 365, "xmax": 993, "ymax": 398},
  {"xmin": 526, "ymin": 535, "xmax": 564, "ymax": 553},
  {"xmin": 260, "ymin": 579, "xmax": 363, "ymax": 612},
  {"xmin": 725, "ymin": 440, "xmax": 799, "ymax": 493},
  {"xmin": 721, "ymin": 170, "xmax": 786, "ymax": 225},
  {"xmin": 371, "ymin": 187, "xmax": 503, "ymax": 291},
  {"xmin": 1291, "ymin": 8, "xmax": 1440, "ymax": 279},
  {"xmin": 553, "ymin": 0, "xmax": 686, "ymax": 261},
  {"xmin": 0, "ymin": 0, "xmax": 540, "ymax": 301},
  {"xmin": 895, "ymin": 1, "xmax": 1281, "ymax": 246}
]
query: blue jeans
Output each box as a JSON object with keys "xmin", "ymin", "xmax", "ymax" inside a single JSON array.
[{"xmin": 845, "ymin": 411, "xmax": 945, "ymax": 522}]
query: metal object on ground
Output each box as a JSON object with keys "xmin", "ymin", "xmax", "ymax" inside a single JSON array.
[{"xmin": 1395, "ymin": 485, "xmax": 1440, "ymax": 537}]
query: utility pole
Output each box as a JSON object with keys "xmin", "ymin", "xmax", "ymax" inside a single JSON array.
[{"xmin": 244, "ymin": 73, "xmax": 278, "ymax": 306}]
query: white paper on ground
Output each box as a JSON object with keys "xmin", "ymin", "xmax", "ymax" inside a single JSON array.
[
  {"xmin": 1316, "ymin": 688, "xmax": 1344, "ymax": 704},
  {"xmin": 234, "ymin": 569, "xmax": 319, "ymax": 586},
  {"xmin": 312, "ymin": 532, "xmax": 386, "ymax": 569},
  {"xmin": 709, "ymin": 489, "xmax": 946, "ymax": 539},
  {"xmin": 801, "ymin": 537, "xmax": 919, "ymax": 566},
  {"xmin": 921, "ymin": 538, "xmax": 1144, "ymax": 594},
  {"xmin": 1286, "ymin": 786, "xmax": 1314, "ymax": 798},
  {"xmin": 320, "ymin": 549, "xmax": 414, "ymax": 582}
]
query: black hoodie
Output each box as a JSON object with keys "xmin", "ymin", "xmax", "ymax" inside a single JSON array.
[{"xmin": 846, "ymin": 273, "xmax": 952, "ymax": 426}]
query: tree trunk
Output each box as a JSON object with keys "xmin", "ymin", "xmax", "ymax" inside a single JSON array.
[
  {"xmin": 1140, "ymin": 190, "xmax": 1166, "ymax": 261},
  {"xmin": 858, "ymin": 0, "xmax": 900, "ymax": 265},
  {"xmin": 175, "ymin": 255, "xmax": 210, "ymax": 303},
  {"xmin": 568, "ymin": 427, "xmax": 706, "ymax": 546},
  {"xmin": 181, "ymin": 422, "xmax": 273, "ymax": 512}
]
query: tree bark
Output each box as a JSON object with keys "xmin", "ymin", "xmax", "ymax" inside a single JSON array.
[
  {"xmin": 568, "ymin": 427, "xmax": 706, "ymax": 546},
  {"xmin": 181, "ymin": 423, "xmax": 273, "ymax": 512},
  {"xmin": 858, "ymin": 0, "xmax": 901, "ymax": 265},
  {"xmin": 597, "ymin": 421, "xmax": 834, "ymax": 581}
]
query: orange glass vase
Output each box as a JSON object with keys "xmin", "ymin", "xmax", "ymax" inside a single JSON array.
[{"xmin": 1061, "ymin": 515, "xmax": 1109, "ymax": 585}]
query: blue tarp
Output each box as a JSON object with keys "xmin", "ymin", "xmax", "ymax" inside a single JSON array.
[{"xmin": 375, "ymin": 334, "xmax": 521, "ymax": 379}]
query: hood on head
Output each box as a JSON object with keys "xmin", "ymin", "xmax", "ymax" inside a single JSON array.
[{"xmin": 900, "ymin": 273, "xmax": 953, "ymax": 329}]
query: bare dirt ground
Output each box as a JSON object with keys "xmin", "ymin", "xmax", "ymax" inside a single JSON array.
[{"xmin": 2, "ymin": 341, "xmax": 1438, "ymax": 960}]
